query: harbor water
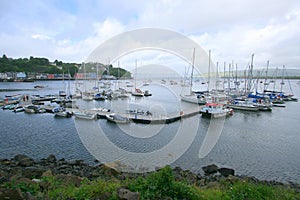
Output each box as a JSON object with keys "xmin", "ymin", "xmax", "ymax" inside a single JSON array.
[{"xmin": 0, "ymin": 80, "xmax": 300, "ymax": 183}]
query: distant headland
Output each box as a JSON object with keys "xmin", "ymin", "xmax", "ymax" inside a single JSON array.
[{"xmin": 0, "ymin": 54, "xmax": 131, "ymax": 82}]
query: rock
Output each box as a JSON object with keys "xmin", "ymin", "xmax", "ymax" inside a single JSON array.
[
  {"xmin": 218, "ymin": 167, "xmax": 235, "ymax": 177},
  {"xmin": 99, "ymin": 163, "xmax": 121, "ymax": 176},
  {"xmin": 13, "ymin": 154, "xmax": 31, "ymax": 162},
  {"xmin": 117, "ymin": 188, "xmax": 140, "ymax": 200},
  {"xmin": 13, "ymin": 155, "xmax": 35, "ymax": 167},
  {"xmin": 225, "ymin": 174, "xmax": 241, "ymax": 183},
  {"xmin": 25, "ymin": 192, "xmax": 37, "ymax": 200},
  {"xmin": 15, "ymin": 177, "xmax": 35, "ymax": 185},
  {"xmin": 19, "ymin": 158, "xmax": 34, "ymax": 167},
  {"xmin": 42, "ymin": 169, "xmax": 53, "ymax": 177},
  {"xmin": 202, "ymin": 164, "xmax": 219, "ymax": 175},
  {"xmin": 69, "ymin": 159, "xmax": 84, "ymax": 166},
  {"xmin": 22, "ymin": 167, "xmax": 45, "ymax": 179},
  {"xmin": 204, "ymin": 181, "xmax": 220, "ymax": 189},
  {"xmin": 0, "ymin": 188, "xmax": 24, "ymax": 200},
  {"xmin": 0, "ymin": 159, "xmax": 11, "ymax": 165},
  {"xmin": 46, "ymin": 154, "xmax": 57, "ymax": 163},
  {"xmin": 55, "ymin": 174, "xmax": 83, "ymax": 187}
]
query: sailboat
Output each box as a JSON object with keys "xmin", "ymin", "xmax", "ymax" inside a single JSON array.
[
  {"xmin": 180, "ymin": 48, "xmax": 206, "ymax": 105},
  {"xmin": 59, "ymin": 71, "xmax": 67, "ymax": 97},
  {"xmin": 131, "ymin": 60, "xmax": 144, "ymax": 97}
]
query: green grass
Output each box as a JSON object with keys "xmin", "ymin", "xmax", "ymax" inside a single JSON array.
[{"xmin": 2, "ymin": 166, "xmax": 300, "ymax": 200}]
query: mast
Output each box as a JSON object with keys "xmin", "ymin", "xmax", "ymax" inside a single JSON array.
[
  {"xmin": 135, "ymin": 59, "xmax": 138, "ymax": 90},
  {"xmin": 190, "ymin": 48, "xmax": 196, "ymax": 94},
  {"xmin": 216, "ymin": 61, "xmax": 219, "ymax": 91},
  {"xmin": 228, "ymin": 63, "xmax": 231, "ymax": 92},
  {"xmin": 207, "ymin": 49, "xmax": 211, "ymax": 92},
  {"xmin": 263, "ymin": 60, "xmax": 269, "ymax": 93},
  {"xmin": 223, "ymin": 62, "xmax": 226, "ymax": 91},
  {"xmin": 280, "ymin": 65, "xmax": 285, "ymax": 92},
  {"xmin": 67, "ymin": 67, "xmax": 71, "ymax": 96},
  {"xmin": 235, "ymin": 63, "xmax": 238, "ymax": 90},
  {"xmin": 83, "ymin": 62, "xmax": 86, "ymax": 93},
  {"xmin": 117, "ymin": 60, "xmax": 120, "ymax": 90},
  {"xmin": 231, "ymin": 60, "xmax": 234, "ymax": 88},
  {"xmin": 247, "ymin": 54, "xmax": 254, "ymax": 93},
  {"xmin": 273, "ymin": 67, "xmax": 278, "ymax": 92}
]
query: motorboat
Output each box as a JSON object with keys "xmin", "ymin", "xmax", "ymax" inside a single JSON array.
[
  {"xmin": 181, "ymin": 94, "xmax": 206, "ymax": 105},
  {"xmin": 24, "ymin": 105, "xmax": 46, "ymax": 113},
  {"xmin": 106, "ymin": 113, "xmax": 130, "ymax": 124},
  {"xmin": 13, "ymin": 106, "xmax": 25, "ymax": 113},
  {"xmin": 74, "ymin": 112, "xmax": 96, "ymax": 120},
  {"xmin": 227, "ymin": 99, "xmax": 259, "ymax": 111},
  {"xmin": 94, "ymin": 93, "xmax": 106, "ymax": 101},
  {"xmin": 144, "ymin": 90, "xmax": 152, "ymax": 96},
  {"xmin": 132, "ymin": 88, "xmax": 144, "ymax": 97},
  {"xmin": 54, "ymin": 111, "xmax": 73, "ymax": 118},
  {"xmin": 200, "ymin": 103, "xmax": 233, "ymax": 118}
]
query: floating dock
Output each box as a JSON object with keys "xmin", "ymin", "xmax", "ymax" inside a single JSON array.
[{"xmin": 68, "ymin": 107, "xmax": 203, "ymax": 124}]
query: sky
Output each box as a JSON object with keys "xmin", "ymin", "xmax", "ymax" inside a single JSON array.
[{"xmin": 1, "ymin": 0, "xmax": 300, "ymax": 73}]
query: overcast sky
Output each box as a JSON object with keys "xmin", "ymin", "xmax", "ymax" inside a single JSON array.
[{"xmin": 1, "ymin": 0, "xmax": 299, "ymax": 71}]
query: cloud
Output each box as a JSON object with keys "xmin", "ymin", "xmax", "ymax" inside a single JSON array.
[
  {"xmin": 0, "ymin": 0, "xmax": 299, "ymax": 69},
  {"xmin": 53, "ymin": 18, "xmax": 125, "ymax": 62},
  {"xmin": 31, "ymin": 34, "xmax": 52, "ymax": 41}
]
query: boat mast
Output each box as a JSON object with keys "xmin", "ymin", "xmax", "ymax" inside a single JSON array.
[
  {"xmin": 235, "ymin": 63, "xmax": 238, "ymax": 90},
  {"xmin": 190, "ymin": 48, "xmax": 196, "ymax": 95},
  {"xmin": 280, "ymin": 65, "xmax": 285, "ymax": 93},
  {"xmin": 67, "ymin": 67, "xmax": 71, "ymax": 96},
  {"xmin": 247, "ymin": 54, "xmax": 254, "ymax": 94},
  {"xmin": 273, "ymin": 67, "xmax": 278, "ymax": 92},
  {"xmin": 216, "ymin": 61, "xmax": 219, "ymax": 91},
  {"xmin": 96, "ymin": 63, "xmax": 99, "ymax": 91},
  {"xmin": 117, "ymin": 60, "xmax": 120, "ymax": 90},
  {"xmin": 223, "ymin": 62, "xmax": 226, "ymax": 91},
  {"xmin": 207, "ymin": 49, "xmax": 211, "ymax": 92},
  {"xmin": 135, "ymin": 59, "xmax": 138, "ymax": 90},
  {"xmin": 228, "ymin": 63, "xmax": 231, "ymax": 92},
  {"xmin": 83, "ymin": 62, "xmax": 86, "ymax": 93},
  {"xmin": 263, "ymin": 60, "xmax": 269, "ymax": 93}
]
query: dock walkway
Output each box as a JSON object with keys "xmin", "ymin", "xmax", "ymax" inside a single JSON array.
[{"xmin": 68, "ymin": 106, "xmax": 203, "ymax": 124}]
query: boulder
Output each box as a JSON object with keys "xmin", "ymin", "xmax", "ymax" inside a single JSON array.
[
  {"xmin": 25, "ymin": 192, "xmax": 37, "ymax": 200},
  {"xmin": 218, "ymin": 167, "xmax": 235, "ymax": 177},
  {"xmin": 202, "ymin": 164, "xmax": 219, "ymax": 175},
  {"xmin": 204, "ymin": 181, "xmax": 221, "ymax": 189},
  {"xmin": 13, "ymin": 154, "xmax": 31, "ymax": 162},
  {"xmin": 69, "ymin": 159, "xmax": 84, "ymax": 166},
  {"xmin": 19, "ymin": 158, "xmax": 34, "ymax": 167},
  {"xmin": 0, "ymin": 188, "xmax": 24, "ymax": 200},
  {"xmin": 46, "ymin": 154, "xmax": 57, "ymax": 163},
  {"xmin": 42, "ymin": 169, "xmax": 53, "ymax": 177},
  {"xmin": 55, "ymin": 174, "xmax": 83, "ymax": 187},
  {"xmin": 117, "ymin": 188, "xmax": 140, "ymax": 200},
  {"xmin": 22, "ymin": 167, "xmax": 45, "ymax": 179},
  {"xmin": 13, "ymin": 155, "xmax": 34, "ymax": 167},
  {"xmin": 99, "ymin": 163, "xmax": 121, "ymax": 176}
]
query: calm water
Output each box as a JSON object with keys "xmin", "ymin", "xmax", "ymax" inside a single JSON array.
[{"xmin": 0, "ymin": 80, "xmax": 300, "ymax": 183}]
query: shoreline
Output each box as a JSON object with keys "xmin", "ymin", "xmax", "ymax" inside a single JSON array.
[{"xmin": 1, "ymin": 154, "xmax": 299, "ymax": 199}]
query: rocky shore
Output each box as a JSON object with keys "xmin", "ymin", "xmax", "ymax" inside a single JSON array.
[{"xmin": 1, "ymin": 155, "xmax": 299, "ymax": 199}]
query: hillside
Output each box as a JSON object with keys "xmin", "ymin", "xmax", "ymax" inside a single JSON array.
[{"xmin": 0, "ymin": 54, "xmax": 131, "ymax": 78}]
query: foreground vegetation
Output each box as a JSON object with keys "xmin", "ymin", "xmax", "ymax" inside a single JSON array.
[{"xmin": 2, "ymin": 166, "xmax": 299, "ymax": 200}]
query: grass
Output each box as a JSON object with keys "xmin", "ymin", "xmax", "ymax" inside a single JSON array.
[{"xmin": 2, "ymin": 166, "xmax": 300, "ymax": 200}]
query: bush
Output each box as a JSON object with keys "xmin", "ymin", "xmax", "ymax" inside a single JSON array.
[{"xmin": 128, "ymin": 166, "xmax": 201, "ymax": 199}]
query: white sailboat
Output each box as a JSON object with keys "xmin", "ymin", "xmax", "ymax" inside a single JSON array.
[
  {"xmin": 132, "ymin": 60, "xmax": 144, "ymax": 97},
  {"xmin": 180, "ymin": 48, "xmax": 206, "ymax": 105}
]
